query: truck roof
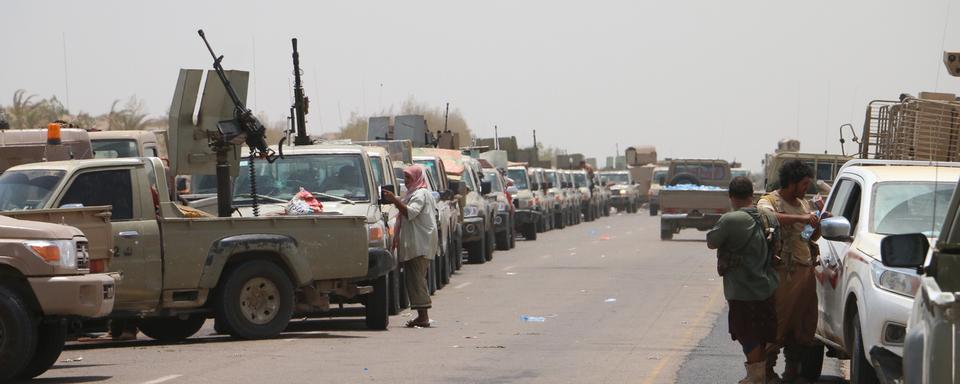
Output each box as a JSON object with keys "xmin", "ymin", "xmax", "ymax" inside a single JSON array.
[
  {"xmin": 0, "ymin": 128, "xmax": 91, "ymax": 145},
  {"xmin": 6, "ymin": 157, "xmax": 148, "ymax": 172},
  {"xmin": 843, "ymin": 163, "xmax": 960, "ymax": 184},
  {"xmin": 243, "ymin": 144, "xmax": 366, "ymax": 157},
  {"xmin": 88, "ymin": 130, "xmax": 159, "ymax": 142}
]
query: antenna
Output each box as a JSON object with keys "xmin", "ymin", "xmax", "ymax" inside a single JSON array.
[
  {"xmin": 61, "ymin": 32, "xmax": 70, "ymax": 112},
  {"xmin": 494, "ymin": 125, "xmax": 500, "ymax": 150}
]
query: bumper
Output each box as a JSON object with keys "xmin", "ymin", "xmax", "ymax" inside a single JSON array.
[
  {"xmin": 514, "ymin": 209, "xmax": 541, "ymax": 225},
  {"xmin": 861, "ymin": 286, "xmax": 913, "ymax": 357},
  {"xmin": 29, "ymin": 273, "xmax": 118, "ymax": 318},
  {"xmin": 366, "ymin": 247, "xmax": 397, "ymax": 278},
  {"xmin": 462, "ymin": 217, "xmax": 486, "ymax": 242},
  {"xmin": 494, "ymin": 212, "xmax": 510, "ymax": 232},
  {"xmin": 661, "ymin": 213, "xmax": 723, "ymax": 231},
  {"xmin": 610, "ymin": 196, "xmax": 634, "ymax": 207}
]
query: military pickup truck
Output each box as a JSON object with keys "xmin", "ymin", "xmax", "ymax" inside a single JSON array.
[
  {"xmin": 0, "ymin": 156, "xmax": 393, "ymax": 340},
  {"xmin": 0, "ymin": 126, "xmax": 93, "ymax": 172},
  {"xmin": 599, "ymin": 170, "xmax": 640, "ymax": 213},
  {"xmin": 507, "ymin": 165, "xmax": 542, "ymax": 239},
  {"xmin": 0, "ymin": 215, "xmax": 116, "ymax": 381},
  {"xmin": 659, "ymin": 159, "xmax": 731, "ymax": 240}
]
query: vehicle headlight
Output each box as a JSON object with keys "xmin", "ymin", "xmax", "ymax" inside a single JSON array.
[
  {"xmin": 464, "ymin": 205, "xmax": 480, "ymax": 217},
  {"xmin": 871, "ymin": 261, "xmax": 920, "ymax": 297},
  {"xmin": 25, "ymin": 239, "xmax": 77, "ymax": 268},
  {"xmin": 497, "ymin": 202, "xmax": 508, "ymax": 211}
]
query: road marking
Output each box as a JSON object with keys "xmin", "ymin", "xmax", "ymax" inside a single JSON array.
[
  {"xmin": 502, "ymin": 265, "xmax": 515, "ymax": 271},
  {"xmin": 639, "ymin": 288, "xmax": 722, "ymax": 384},
  {"xmin": 141, "ymin": 375, "xmax": 182, "ymax": 384},
  {"xmin": 453, "ymin": 282, "xmax": 472, "ymax": 289}
]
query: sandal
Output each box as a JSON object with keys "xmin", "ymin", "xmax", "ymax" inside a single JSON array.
[{"xmin": 405, "ymin": 320, "xmax": 431, "ymax": 328}]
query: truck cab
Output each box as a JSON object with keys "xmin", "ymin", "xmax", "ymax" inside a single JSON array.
[
  {"xmin": 89, "ymin": 130, "xmax": 166, "ymax": 159},
  {"xmin": 599, "ymin": 170, "xmax": 640, "ymax": 213},
  {"xmin": 880, "ymin": 176, "xmax": 960, "ymax": 384},
  {"xmin": 507, "ymin": 165, "xmax": 542, "ymax": 240}
]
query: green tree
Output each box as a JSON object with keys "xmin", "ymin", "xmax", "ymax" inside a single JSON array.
[{"xmin": 107, "ymin": 96, "xmax": 149, "ymax": 131}]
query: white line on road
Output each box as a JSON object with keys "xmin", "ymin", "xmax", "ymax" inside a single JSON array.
[
  {"xmin": 453, "ymin": 282, "xmax": 472, "ymax": 289},
  {"xmin": 502, "ymin": 265, "xmax": 515, "ymax": 271},
  {"xmin": 141, "ymin": 374, "xmax": 182, "ymax": 384}
]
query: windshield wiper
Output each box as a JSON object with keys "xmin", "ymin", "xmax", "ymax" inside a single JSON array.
[
  {"xmin": 234, "ymin": 194, "xmax": 288, "ymax": 204},
  {"xmin": 312, "ymin": 192, "xmax": 356, "ymax": 205}
]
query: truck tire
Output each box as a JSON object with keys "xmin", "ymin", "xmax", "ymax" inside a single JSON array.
[
  {"xmin": 495, "ymin": 229, "xmax": 510, "ymax": 250},
  {"xmin": 216, "ymin": 260, "xmax": 294, "ymax": 340},
  {"xmin": 466, "ymin": 239, "xmax": 486, "ymax": 264},
  {"xmin": 668, "ymin": 173, "xmax": 700, "ymax": 186},
  {"xmin": 388, "ymin": 267, "xmax": 402, "ymax": 316},
  {"xmin": 850, "ymin": 312, "xmax": 880, "ymax": 384},
  {"xmin": 660, "ymin": 226, "xmax": 674, "ymax": 240},
  {"xmin": 799, "ymin": 342, "xmax": 825, "ymax": 381},
  {"xmin": 522, "ymin": 222, "xmax": 537, "ymax": 240},
  {"xmin": 16, "ymin": 319, "xmax": 66, "ymax": 380},
  {"xmin": 454, "ymin": 231, "xmax": 464, "ymax": 270},
  {"xmin": 364, "ymin": 275, "xmax": 389, "ymax": 330},
  {"xmin": 0, "ymin": 285, "xmax": 37, "ymax": 382},
  {"xmin": 427, "ymin": 258, "xmax": 437, "ymax": 294},
  {"xmin": 485, "ymin": 227, "xmax": 495, "ymax": 262},
  {"xmin": 554, "ymin": 212, "xmax": 566, "ymax": 230},
  {"xmin": 440, "ymin": 248, "xmax": 451, "ymax": 286},
  {"xmin": 138, "ymin": 315, "xmax": 206, "ymax": 342},
  {"xmin": 649, "ymin": 204, "xmax": 659, "ymax": 216}
]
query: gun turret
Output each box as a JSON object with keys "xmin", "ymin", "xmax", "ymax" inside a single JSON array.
[{"xmin": 291, "ymin": 38, "xmax": 312, "ymax": 146}]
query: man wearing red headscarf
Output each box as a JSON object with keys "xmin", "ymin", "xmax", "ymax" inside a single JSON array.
[{"xmin": 382, "ymin": 164, "xmax": 439, "ymax": 327}]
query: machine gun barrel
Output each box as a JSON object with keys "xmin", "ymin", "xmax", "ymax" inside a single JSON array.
[{"xmin": 291, "ymin": 38, "xmax": 311, "ymax": 145}]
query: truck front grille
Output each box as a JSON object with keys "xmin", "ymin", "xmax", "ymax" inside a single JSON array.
[{"xmin": 76, "ymin": 241, "xmax": 90, "ymax": 270}]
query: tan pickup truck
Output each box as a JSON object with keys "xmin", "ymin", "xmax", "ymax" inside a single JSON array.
[
  {"xmin": 0, "ymin": 157, "xmax": 393, "ymax": 341},
  {"xmin": 658, "ymin": 159, "xmax": 731, "ymax": 240},
  {"xmin": 0, "ymin": 215, "xmax": 116, "ymax": 381}
]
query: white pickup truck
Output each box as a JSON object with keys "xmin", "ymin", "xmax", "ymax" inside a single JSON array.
[
  {"xmin": 815, "ymin": 160, "xmax": 960, "ymax": 383},
  {"xmin": 879, "ymin": 173, "xmax": 960, "ymax": 384}
]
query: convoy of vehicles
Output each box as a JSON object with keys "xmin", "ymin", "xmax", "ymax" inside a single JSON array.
[
  {"xmin": 0, "ymin": 215, "xmax": 117, "ymax": 381},
  {"xmin": 815, "ymin": 160, "xmax": 960, "ymax": 383},
  {"xmin": 658, "ymin": 159, "xmax": 732, "ymax": 240}
]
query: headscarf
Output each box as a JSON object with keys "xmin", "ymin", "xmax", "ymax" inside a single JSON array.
[{"xmin": 402, "ymin": 164, "xmax": 429, "ymax": 203}]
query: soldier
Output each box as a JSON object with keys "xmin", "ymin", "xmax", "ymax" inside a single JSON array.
[
  {"xmin": 382, "ymin": 165, "xmax": 438, "ymax": 328},
  {"xmin": 579, "ymin": 160, "xmax": 595, "ymax": 188},
  {"xmin": 758, "ymin": 160, "xmax": 821, "ymax": 382},
  {"xmin": 707, "ymin": 176, "xmax": 780, "ymax": 384}
]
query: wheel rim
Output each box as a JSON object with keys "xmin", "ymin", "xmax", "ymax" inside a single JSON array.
[{"xmin": 239, "ymin": 277, "xmax": 281, "ymax": 325}]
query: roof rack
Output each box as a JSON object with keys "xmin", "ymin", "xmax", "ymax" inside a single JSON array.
[{"xmin": 839, "ymin": 159, "xmax": 960, "ymax": 172}]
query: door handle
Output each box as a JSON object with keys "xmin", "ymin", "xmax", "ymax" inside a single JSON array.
[{"xmin": 118, "ymin": 231, "xmax": 140, "ymax": 239}]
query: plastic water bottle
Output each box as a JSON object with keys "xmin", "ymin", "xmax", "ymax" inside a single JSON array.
[{"xmin": 801, "ymin": 212, "xmax": 821, "ymax": 240}]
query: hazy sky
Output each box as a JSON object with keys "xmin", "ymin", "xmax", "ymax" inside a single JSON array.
[{"xmin": 3, "ymin": 0, "xmax": 959, "ymax": 171}]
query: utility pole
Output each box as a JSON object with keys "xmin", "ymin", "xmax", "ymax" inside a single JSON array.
[
  {"xmin": 494, "ymin": 125, "xmax": 500, "ymax": 149},
  {"xmin": 615, "ymin": 143, "xmax": 620, "ymax": 169},
  {"xmin": 443, "ymin": 102, "xmax": 449, "ymax": 132}
]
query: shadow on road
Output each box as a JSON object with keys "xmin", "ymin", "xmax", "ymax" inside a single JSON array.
[
  {"xmin": 17, "ymin": 376, "xmax": 112, "ymax": 383},
  {"xmin": 65, "ymin": 325, "xmax": 367, "ymax": 351}
]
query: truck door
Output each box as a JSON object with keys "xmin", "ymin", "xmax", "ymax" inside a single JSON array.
[
  {"xmin": 816, "ymin": 177, "xmax": 862, "ymax": 340},
  {"xmin": 58, "ymin": 167, "xmax": 162, "ymax": 310}
]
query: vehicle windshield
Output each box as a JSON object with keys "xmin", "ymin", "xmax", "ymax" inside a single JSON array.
[
  {"xmin": 653, "ymin": 170, "xmax": 667, "ymax": 185},
  {"xmin": 871, "ymin": 181, "xmax": 956, "ymax": 237},
  {"xmin": 731, "ymin": 170, "xmax": 749, "ymax": 178},
  {"xmin": 574, "ymin": 173, "xmax": 587, "ymax": 187},
  {"xmin": 190, "ymin": 175, "xmax": 218, "ymax": 194},
  {"xmin": 483, "ymin": 171, "xmax": 503, "ymax": 192},
  {"xmin": 0, "ymin": 170, "xmax": 66, "ymax": 211},
  {"xmin": 369, "ymin": 156, "xmax": 386, "ymax": 188},
  {"xmin": 235, "ymin": 154, "xmax": 370, "ymax": 202},
  {"xmin": 414, "ymin": 159, "xmax": 441, "ymax": 189},
  {"xmin": 545, "ymin": 170, "xmax": 559, "ymax": 186},
  {"xmin": 601, "ymin": 173, "xmax": 629, "ymax": 184},
  {"xmin": 673, "ymin": 163, "xmax": 727, "ymax": 180},
  {"xmin": 92, "ymin": 139, "xmax": 139, "ymax": 158},
  {"xmin": 462, "ymin": 168, "xmax": 478, "ymax": 192},
  {"xmin": 507, "ymin": 169, "xmax": 529, "ymax": 190}
]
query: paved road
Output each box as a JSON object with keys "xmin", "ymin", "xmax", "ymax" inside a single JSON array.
[{"xmin": 38, "ymin": 212, "xmax": 838, "ymax": 383}]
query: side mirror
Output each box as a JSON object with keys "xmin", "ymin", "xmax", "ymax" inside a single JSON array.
[
  {"xmin": 531, "ymin": 182, "xmax": 540, "ymax": 191},
  {"xmin": 175, "ymin": 177, "xmax": 189, "ymax": 193},
  {"xmin": 881, "ymin": 233, "xmax": 929, "ymax": 270},
  {"xmin": 632, "ymin": 181, "xmax": 638, "ymax": 185},
  {"xmin": 448, "ymin": 180, "xmax": 465, "ymax": 196},
  {"xmin": 506, "ymin": 186, "xmax": 519, "ymax": 195},
  {"xmin": 821, "ymin": 216, "xmax": 852, "ymax": 241},
  {"xmin": 440, "ymin": 190, "xmax": 455, "ymax": 201},
  {"xmin": 481, "ymin": 180, "xmax": 492, "ymax": 195}
]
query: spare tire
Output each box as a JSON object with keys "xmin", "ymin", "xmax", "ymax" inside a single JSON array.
[{"xmin": 668, "ymin": 173, "xmax": 700, "ymax": 186}]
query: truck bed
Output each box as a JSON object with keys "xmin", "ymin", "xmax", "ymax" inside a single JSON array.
[
  {"xmin": 160, "ymin": 214, "xmax": 369, "ymax": 291},
  {"xmin": 659, "ymin": 189, "xmax": 729, "ymax": 214}
]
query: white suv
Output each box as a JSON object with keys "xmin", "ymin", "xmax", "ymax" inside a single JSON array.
[{"xmin": 815, "ymin": 160, "xmax": 960, "ymax": 383}]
